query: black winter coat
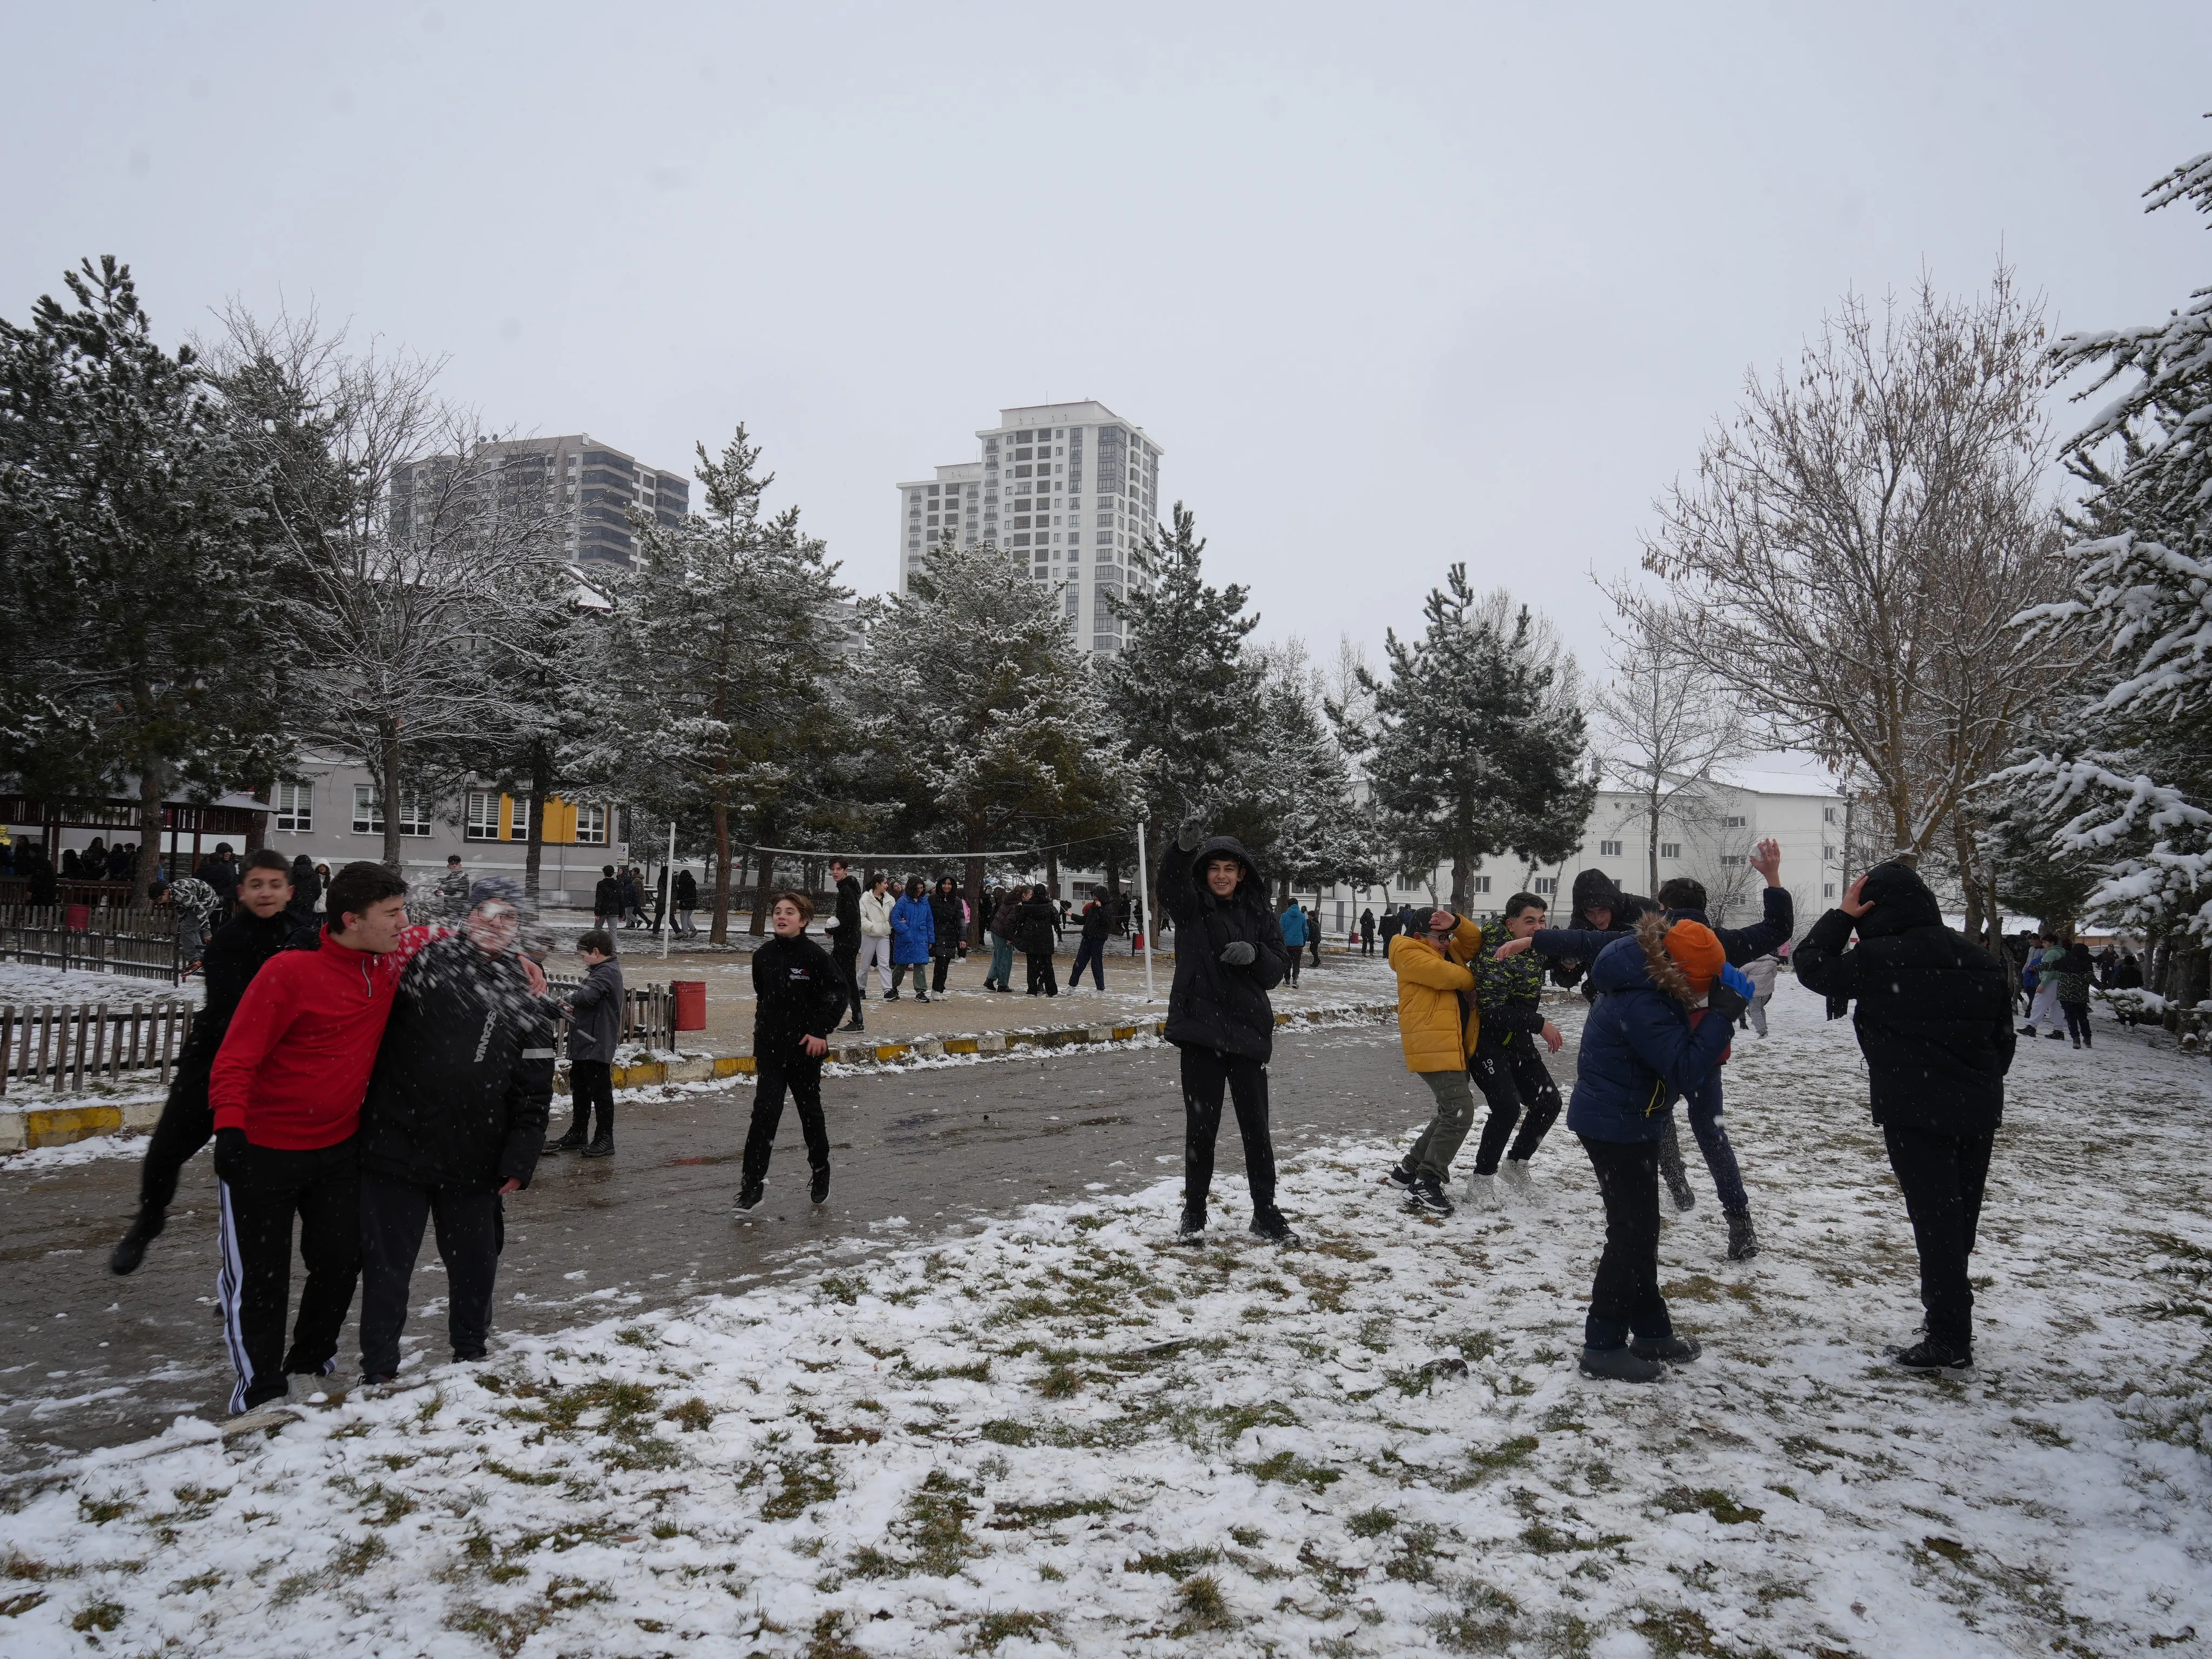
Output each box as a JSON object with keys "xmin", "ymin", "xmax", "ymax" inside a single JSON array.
[
  {"xmin": 1161, "ymin": 834, "xmax": 1289, "ymax": 1062},
  {"xmin": 930, "ymin": 891, "xmax": 966, "ymax": 954},
  {"xmin": 358, "ymin": 935, "xmax": 555, "ymax": 1190},
  {"xmin": 1792, "ymin": 862, "xmax": 2015, "ymax": 1135},
  {"xmin": 1080, "ymin": 899, "xmax": 1110, "ymax": 941},
  {"xmin": 182, "ymin": 908, "xmax": 320, "ymax": 1064},
  {"xmin": 751, "ymin": 933, "xmax": 847, "ymax": 1059},
  {"xmin": 830, "ymin": 874, "xmax": 862, "ymax": 946},
  {"xmin": 675, "ymin": 869, "xmax": 698, "ymax": 908},
  {"xmin": 593, "ymin": 876, "xmax": 623, "ymax": 917},
  {"xmin": 1015, "ymin": 895, "xmax": 1059, "ymax": 955}
]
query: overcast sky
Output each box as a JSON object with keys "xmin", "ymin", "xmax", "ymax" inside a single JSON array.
[{"xmin": 5, "ymin": 2, "xmax": 2207, "ymax": 678}]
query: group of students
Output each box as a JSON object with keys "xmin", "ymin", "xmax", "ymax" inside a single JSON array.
[{"xmin": 109, "ymin": 853, "xmax": 628, "ymax": 1425}]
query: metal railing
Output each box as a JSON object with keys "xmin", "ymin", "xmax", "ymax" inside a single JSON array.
[
  {"xmin": 543, "ymin": 974, "xmax": 676, "ymax": 1053},
  {"xmin": 0, "ymin": 1000, "xmax": 195, "ymax": 1097},
  {"xmin": 0, "ymin": 908, "xmax": 183, "ymax": 986}
]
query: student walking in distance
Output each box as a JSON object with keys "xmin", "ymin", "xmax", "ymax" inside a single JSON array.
[
  {"xmin": 1380, "ymin": 906, "xmax": 1483, "ymax": 1217},
  {"xmin": 1278, "ymin": 900, "xmax": 1308, "ymax": 988},
  {"xmin": 673, "ymin": 866, "xmax": 698, "ymax": 937},
  {"xmin": 2020, "ymin": 934, "xmax": 2068, "ymax": 1038},
  {"xmin": 736, "ymin": 892, "xmax": 848, "ymax": 1212},
  {"xmin": 1795, "ymin": 863, "xmax": 2016, "ymax": 1371},
  {"xmin": 1070, "ymin": 885, "xmax": 1112, "ymax": 992},
  {"xmin": 1561, "ymin": 914, "xmax": 1749, "ymax": 1382},
  {"xmin": 435, "ymin": 854, "xmax": 471, "ymax": 921},
  {"xmin": 887, "ymin": 875, "xmax": 934, "ymax": 1002},
  {"xmin": 112, "ymin": 851, "xmax": 316, "ymax": 1275},
  {"xmin": 929, "ymin": 874, "xmax": 965, "ymax": 994},
  {"xmin": 1017, "ymin": 881, "xmax": 1061, "ymax": 997},
  {"xmin": 1460, "ymin": 893, "xmax": 1568, "ymax": 1210},
  {"xmin": 1359, "ymin": 908, "xmax": 1377, "ymax": 957},
  {"xmin": 857, "ymin": 871, "xmax": 896, "ymax": 997},
  {"xmin": 355, "ymin": 879, "xmax": 555, "ymax": 1384},
  {"xmin": 2054, "ymin": 937, "xmax": 2095, "ymax": 1049},
  {"xmin": 984, "ymin": 885, "xmax": 1022, "ymax": 993},
  {"xmin": 593, "ymin": 865, "xmax": 624, "ymax": 940},
  {"xmin": 824, "ymin": 859, "xmax": 865, "ymax": 1031},
  {"xmin": 206, "ymin": 861, "xmax": 424, "ymax": 1418},
  {"xmin": 1161, "ymin": 821, "xmax": 1297, "ymax": 1243},
  {"xmin": 545, "ymin": 931, "xmax": 623, "ymax": 1157}
]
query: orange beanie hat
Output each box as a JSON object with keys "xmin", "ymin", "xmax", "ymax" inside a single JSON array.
[{"xmin": 1663, "ymin": 919, "xmax": 1725, "ymax": 995}]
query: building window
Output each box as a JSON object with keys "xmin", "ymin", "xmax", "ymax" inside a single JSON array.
[
  {"xmin": 1599, "ymin": 839, "xmax": 1622, "ymax": 858},
  {"xmin": 1823, "ymin": 806, "xmax": 1838, "ymax": 823},
  {"xmin": 1718, "ymin": 854, "xmax": 1746, "ymax": 866},
  {"xmin": 274, "ymin": 781, "xmax": 313, "ymax": 834},
  {"xmin": 1470, "ymin": 875, "xmax": 1492, "ymax": 894},
  {"xmin": 574, "ymin": 803, "xmax": 609, "ymax": 846},
  {"xmin": 1822, "ymin": 844, "xmax": 1836, "ymax": 860},
  {"xmin": 510, "ymin": 796, "xmax": 532, "ymax": 842},
  {"xmin": 1660, "ymin": 841, "xmax": 1681, "ymax": 860},
  {"xmin": 353, "ymin": 787, "xmax": 432, "ymax": 837},
  {"xmin": 1722, "ymin": 815, "xmax": 1746, "ymax": 829},
  {"xmin": 465, "ymin": 791, "xmax": 502, "ymax": 841},
  {"xmin": 1823, "ymin": 882, "xmax": 1837, "ymax": 899},
  {"xmin": 1534, "ymin": 876, "xmax": 1557, "ymax": 895}
]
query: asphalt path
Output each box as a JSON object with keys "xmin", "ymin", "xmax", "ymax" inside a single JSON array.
[{"xmin": 1, "ymin": 1013, "xmax": 1582, "ymax": 1471}]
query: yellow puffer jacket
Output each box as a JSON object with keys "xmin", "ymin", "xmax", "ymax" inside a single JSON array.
[{"xmin": 1388, "ymin": 916, "xmax": 1483, "ymax": 1073}]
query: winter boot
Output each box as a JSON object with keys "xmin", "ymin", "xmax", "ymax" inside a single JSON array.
[
  {"xmin": 1659, "ymin": 1124, "xmax": 1697, "ymax": 1213},
  {"xmin": 2016, "ymin": 1024, "xmax": 2036, "ymax": 1036},
  {"xmin": 2044, "ymin": 1029, "xmax": 2065, "ymax": 1040},
  {"xmin": 1249, "ymin": 1208, "xmax": 1301, "ymax": 1246},
  {"xmin": 1889, "ymin": 1336, "xmax": 1972, "ymax": 1372},
  {"xmin": 734, "ymin": 1182, "xmax": 766, "ymax": 1213},
  {"xmin": 1579, "ymin": 1344, "xmax": 1667, "ymax": 1382},
  {"xmin": 1724, "ymin": 1208, "xmax": 1761, "ymax": 1262},
  {"xmin": 1499, "ymin": 1160, "xmax": 1542, "ymax": 1204},
  {"xmin": 110, "ymin": 1208, "xmax": 164, "ymax": 1276},
  {"xmin": 1404, "ymin": 1176, "xmax": 1455, "ymax": 1217},
  {"xmin": 1630, "ymin": 1333, "xmax": 1701, "ymax": 1363},
  {"xmin": 544, "ymin": 1127, "xmax": 587, "ymax": 1154},
  {"xmin": 1462, "ymin": 1172, "xmax": 1501, "ymax": 1210},
  {"xmin": 810, "ymin": 1165, "xmax": 831, "ymax": 1205},
  {"xmin": 1177, "ymin": 1205, "xmax": 1207, "ymax": 1240},
  {"xmin": 582, "ymin": 1135, "xmax": 615, "ymax": 1160}
]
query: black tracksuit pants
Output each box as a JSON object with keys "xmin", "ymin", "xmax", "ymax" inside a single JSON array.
[
  {"xmin": 1883, "ymin": 1121, "xmax": 1996, "ymax": 1350},
  {"xmin": 832, "ymin": 945, "xmax": 861, "ymax": 1024},
  {"xmin": 217, "ymin": 1138, "xmax": 362, "ymax": 1412},
  {"xmin": 358, "ymin": 1175, "xmax": 503, "ymax": 1377},
  {"xmin": 136, "ymin": 1053, "xmax": 215, "ymax": 1217},
  {"xmin": 1577, "ymin": 1134, "xmax": 1672, "ymax": 1350},
  {"xmin": 1026, "ymin": 949, "xmax": 1058, "ymax": 996},
  {"xmin": 2061, "ymin": 1000, "xmax": 2092, "ymax": 1045},
  {"xmin": 744, "ymin": 1048, "xmax": 829, "ymax": 1187},
  {"xmin": 1178, "ymin": 1045, "xmax": 1277, "ymax": 1216},
  {"xmin": 1468, "ymin": 1046, "xmax": 1563, "ymax": 1174},
  {"xmin": 566, "ymin": 1058, "xmax": 615, "ymax": 1142}
]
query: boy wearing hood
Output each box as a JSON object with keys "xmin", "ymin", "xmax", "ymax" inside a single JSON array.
[
  {"xmin": 1559, "ymin": 915, "xmax": 1750, "ymax": 1381},
  {"xmin": 1381, "ymin": 905, "xmax": 1485, "ymax": 1216},
  {"xmin": 1161, "ymin": 821, "xmax": 1296, "ymax": 1243},
  {"xmin": 1795, "ymin": 862, "xmax": 2015, "ymax": 1371},
  {"xmin": 355, "ymin": 878, "xmax": 555, "ymax": 1384}
]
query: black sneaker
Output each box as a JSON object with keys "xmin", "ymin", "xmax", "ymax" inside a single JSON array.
[
  {"xmin": 1177, "ymin": 1207, "xmax": 1206, "ymax": 1239},
  {"xmin": 1404, "ymin": 1177, "xmax": 1454, "ymax": 1217},
  {"xmin": 840, "ymin": 1019, "xmax": 864, "ymax": 1033},
  {"xmin": 1890, "ymin": 1337, "xmax": 1972, "ymax": 1372},
  {"xmin": 915, "ymin": 991, "xmax": 930, "ymax": 1003},
  {"xmin": 1249, "ymin": 1208, "xmax": 1301, "ymax": 1245},
  {"xmin": 544, "ymin": 1129, "xmax": 586, "ymax": 1154},
  {"xmin": 2016, "ymin": 1024, "xmax": 2036, "ymax": 1035},
  {"xmin": 581, "ymin": 1137, "xmax": 615, "ymax": 1160},
  {"xmin": 810, "ymin": 1166, "xmax": 830, "ymax": 1205},
  {"xmin": 2044, "ymin": 1030, "xmax": 2065, "ymax": 1040},
  {"xmin": 1381, "ymin": 1164, "xmax": 1415, "ymax": 1192},
  {"xmin": 109, "ymin": 1210, "xmax": 163, "ymax": 1276},
  {"xmin": 885, "ymin": 990, "xmax": 900, "ymax": 1001},
  {"xmin": 1724, "ymin": 1208, "xmax": 1761, "ymax": 1262},
  {"xmin": 735, "ymin": 1182, "xmax": 765, "ymax": 1212},
  {"xmin": 1630, "ymin": 1333, "xmax": 1701, "ymax": 1363},
  {"xmin": 1579, "ymin": 1344, "xmax": 1667, "ymax": 1382}
]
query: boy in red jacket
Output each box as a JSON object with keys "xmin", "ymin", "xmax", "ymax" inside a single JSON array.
[{"xmin": 208, "ymin": 860, "xmax": 424, "ymax": 1415}]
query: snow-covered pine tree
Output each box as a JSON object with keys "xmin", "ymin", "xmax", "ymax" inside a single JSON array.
[
  {"xmin": 581, "ymin": 427, "xmax": 849, "ymax": 942},
  {"xmin": 857, "ymin": 537, "xmax": 1131, "ymax": 935},
  {"xmin": 1345, "ymin": 566, "xmax": 1594, "ymax": 911},
  {"xmin": 2008, "ymin": 137, "xmax": 2212, "ymax": 986},
  {"xmin": 0, "ymin": 259, "xmax": 289, "ymax": 898}
]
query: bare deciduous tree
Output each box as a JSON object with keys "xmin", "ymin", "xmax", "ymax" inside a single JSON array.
[{"xmin": 1633, "ymin": 268, "xmax": 2078, "ymax": 945}]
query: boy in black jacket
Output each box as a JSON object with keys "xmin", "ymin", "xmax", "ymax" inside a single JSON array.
[
  {"xmin": 355, "ymin": 878, "xmax": 554, "ymax": 1382},
  {"xmin": 1795, "ymin": 861, "xmax": 2015, "ymax": 1371},
  {"xmin": 111, "ymin": 849, "xmax": 317, "ymax": 1275},
  {"xmin": 736, "ymin": 892, "xmax": 848, "ymax": 1213}
]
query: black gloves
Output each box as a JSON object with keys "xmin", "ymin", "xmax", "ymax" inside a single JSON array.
[
  {"xmin": 212, "ymin": 1127, "xmax": 248, "ymax": 1183},
  {"xmin": 1177, "ymin": 817, "xmax": 1205, "ymax": 852},
  {"xmin": 1218, "ymin": 941, "xmax": 1256, "ymax": 967},
  {"xmin": 1705, "ymin": 982, "xmax": 1749, "ymax": 1026}
]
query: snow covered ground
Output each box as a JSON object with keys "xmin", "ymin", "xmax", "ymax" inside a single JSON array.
[
  {"xmin": 0, "ymin": 960, "xmax": 198, "ymax": 1007},
  {"xmin": 2, "ymin": 978, "xmax": 2208, "ymax": 1656}
]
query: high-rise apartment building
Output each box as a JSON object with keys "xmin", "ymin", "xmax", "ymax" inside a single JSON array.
[
  {"xmin": 391, "ymin": 434, "xmax": 690, "ymax": 568},
  {"xmin": 896, "ymin": 401, "xmax": 1163, "ymax": 655}
]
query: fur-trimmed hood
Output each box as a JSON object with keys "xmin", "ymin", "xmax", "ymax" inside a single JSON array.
[{"xmin": 1585, "ymin": 912, "xmax": 1703, "ymax": 1008}]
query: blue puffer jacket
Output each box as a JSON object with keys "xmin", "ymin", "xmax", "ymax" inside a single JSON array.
[
  {"xmin": 1563, "ymin": 925, "xmax": 1748, "ymax": 1145},
  {"xmin": 891, "ymin": 894, "xmax": 936, "ymax": 965},
  {"xmin": 1278, "ymin": 905, "xmax": 1309, "ymax": 947}
]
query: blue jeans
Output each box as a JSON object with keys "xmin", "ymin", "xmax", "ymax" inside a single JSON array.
[
  {"xmin": 1070, "ymin": 935, "xmax": 1107, "ymax": 989},
  {"xmin": 1681, "ymin": 1074, "xmax": 1749, "ymax": 1213},
  {"xmin": 988, "ymin": 936, "xmax": 1015, "ymax": 986}
]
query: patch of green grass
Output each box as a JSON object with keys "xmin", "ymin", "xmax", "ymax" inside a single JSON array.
[
  {"xmin": 1519, "ymin": 1519, "xmax": 1629, "ymax": 1555},
  {"xmin": 1345, "ymin": 1507, "xmax": 1398, "ymax": 1538},
  {"xmin": 483, "ymin": 1459, "xmax": 561, "ymax": 1486},
  {"xmin": 664, "ymin": 1397, "xmax": 714, "ymax": 1432},
  {"xmin": 1172, "ymin": 1572, "xmax": 1235, "ymax": 1633},
  {"xmin": 979, "ymin": 1419, "xmax": 1035, "ymax": 1446},
  {"xmin": 0, "ymin": 1591, "xmax": 48, "ymax": 1618},
  {"xmin": 761, "ymin": 1454, "xmax": 839, "ymax": 1521},
  {"xmin": 820, "ymin": 1275, "xmax": 861, "ymax": 1306},
  {"xmin": 987, "ymin": 1498, "xmax": 1115, "ymax": 1530},
  {"xmin": 78, "ymin": 1496, "xmax": 134, "ymax": 1526},
  {"xmin": 1444, "ymin": 1435, "xmax": 1539, "ymax": 1489},
  {"xmin": 970, "ymin": 1609, "xmax": 1058, "ymax": 1650},
  {"xmin": 1657, "ymin": 1487, "xmax": 1763, "ymax": 1526},
  {"xmin": 1035, "ymin": 1362, "xmax": 1081, "ymax": 1398},
  {"xmin": 1250, "ymin": 1451, "xmax": 1341, "ymax": 1492},
  {"xmin": 70, "ymin": 1600, "xmax": 124, "ymax": 1633},
  {"xmin": 1384, "ymin": 1523, "xmax": 1447, "ymax": 1583},
  {"xmin": 1431, "ymin": 1584, "xmax": 1520, "ymax": 1653},
  {"xmin": 1661, "ymin": 1274, "xmax": 1723, "ymax": 1303},
  {"xmin": 1128, "ymin": 1546, "xmax": 1219, "ymax": 1577},
  {"xmin": 902, "ymin": 1357, "xmax": 992, "ymax": 1383}
]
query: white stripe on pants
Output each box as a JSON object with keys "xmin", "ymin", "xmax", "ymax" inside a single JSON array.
[
  {"xmin": 215, "ymin": 1178, "xmax": 256, "ymax": 1415},
  {"xmin": 860, "ymin": 934, "xmax": 894, "ymax": 993}
]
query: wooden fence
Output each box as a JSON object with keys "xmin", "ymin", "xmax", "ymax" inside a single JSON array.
[
  {"xmin": 0, "ymin": 1000, "xmax": 195, "ymax": 1097},
  {"xmin": 544, "ymin": 974, "xmax": 676, "ymax": 1053},
  {"xmin": 0, "ymin": 908, "xmax": 183, "ymax": 986}
]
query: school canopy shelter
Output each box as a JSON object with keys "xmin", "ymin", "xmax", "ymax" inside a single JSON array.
[{"xmin": 1, "ymin": 782, "xmax": 269, "ymax": 886}]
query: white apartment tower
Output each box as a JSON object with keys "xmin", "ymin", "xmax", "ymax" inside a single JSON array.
[{"xmin": 896, "ymin": 401, "xmax": 1163, "ymax": 655}]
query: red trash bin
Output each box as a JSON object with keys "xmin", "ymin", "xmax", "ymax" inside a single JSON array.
[
  {"xmin": 64, "ymin": 902, "xmax": 91, "ymax": 932},
  {"xmin": 672, "ymin": 980, "xmax": 707, "ymax": 1031}
]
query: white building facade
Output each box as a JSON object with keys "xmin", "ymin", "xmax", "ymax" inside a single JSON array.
[{"xmin": 896, "ymin": 401, "xmax": 1163, "ymax": 656}]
